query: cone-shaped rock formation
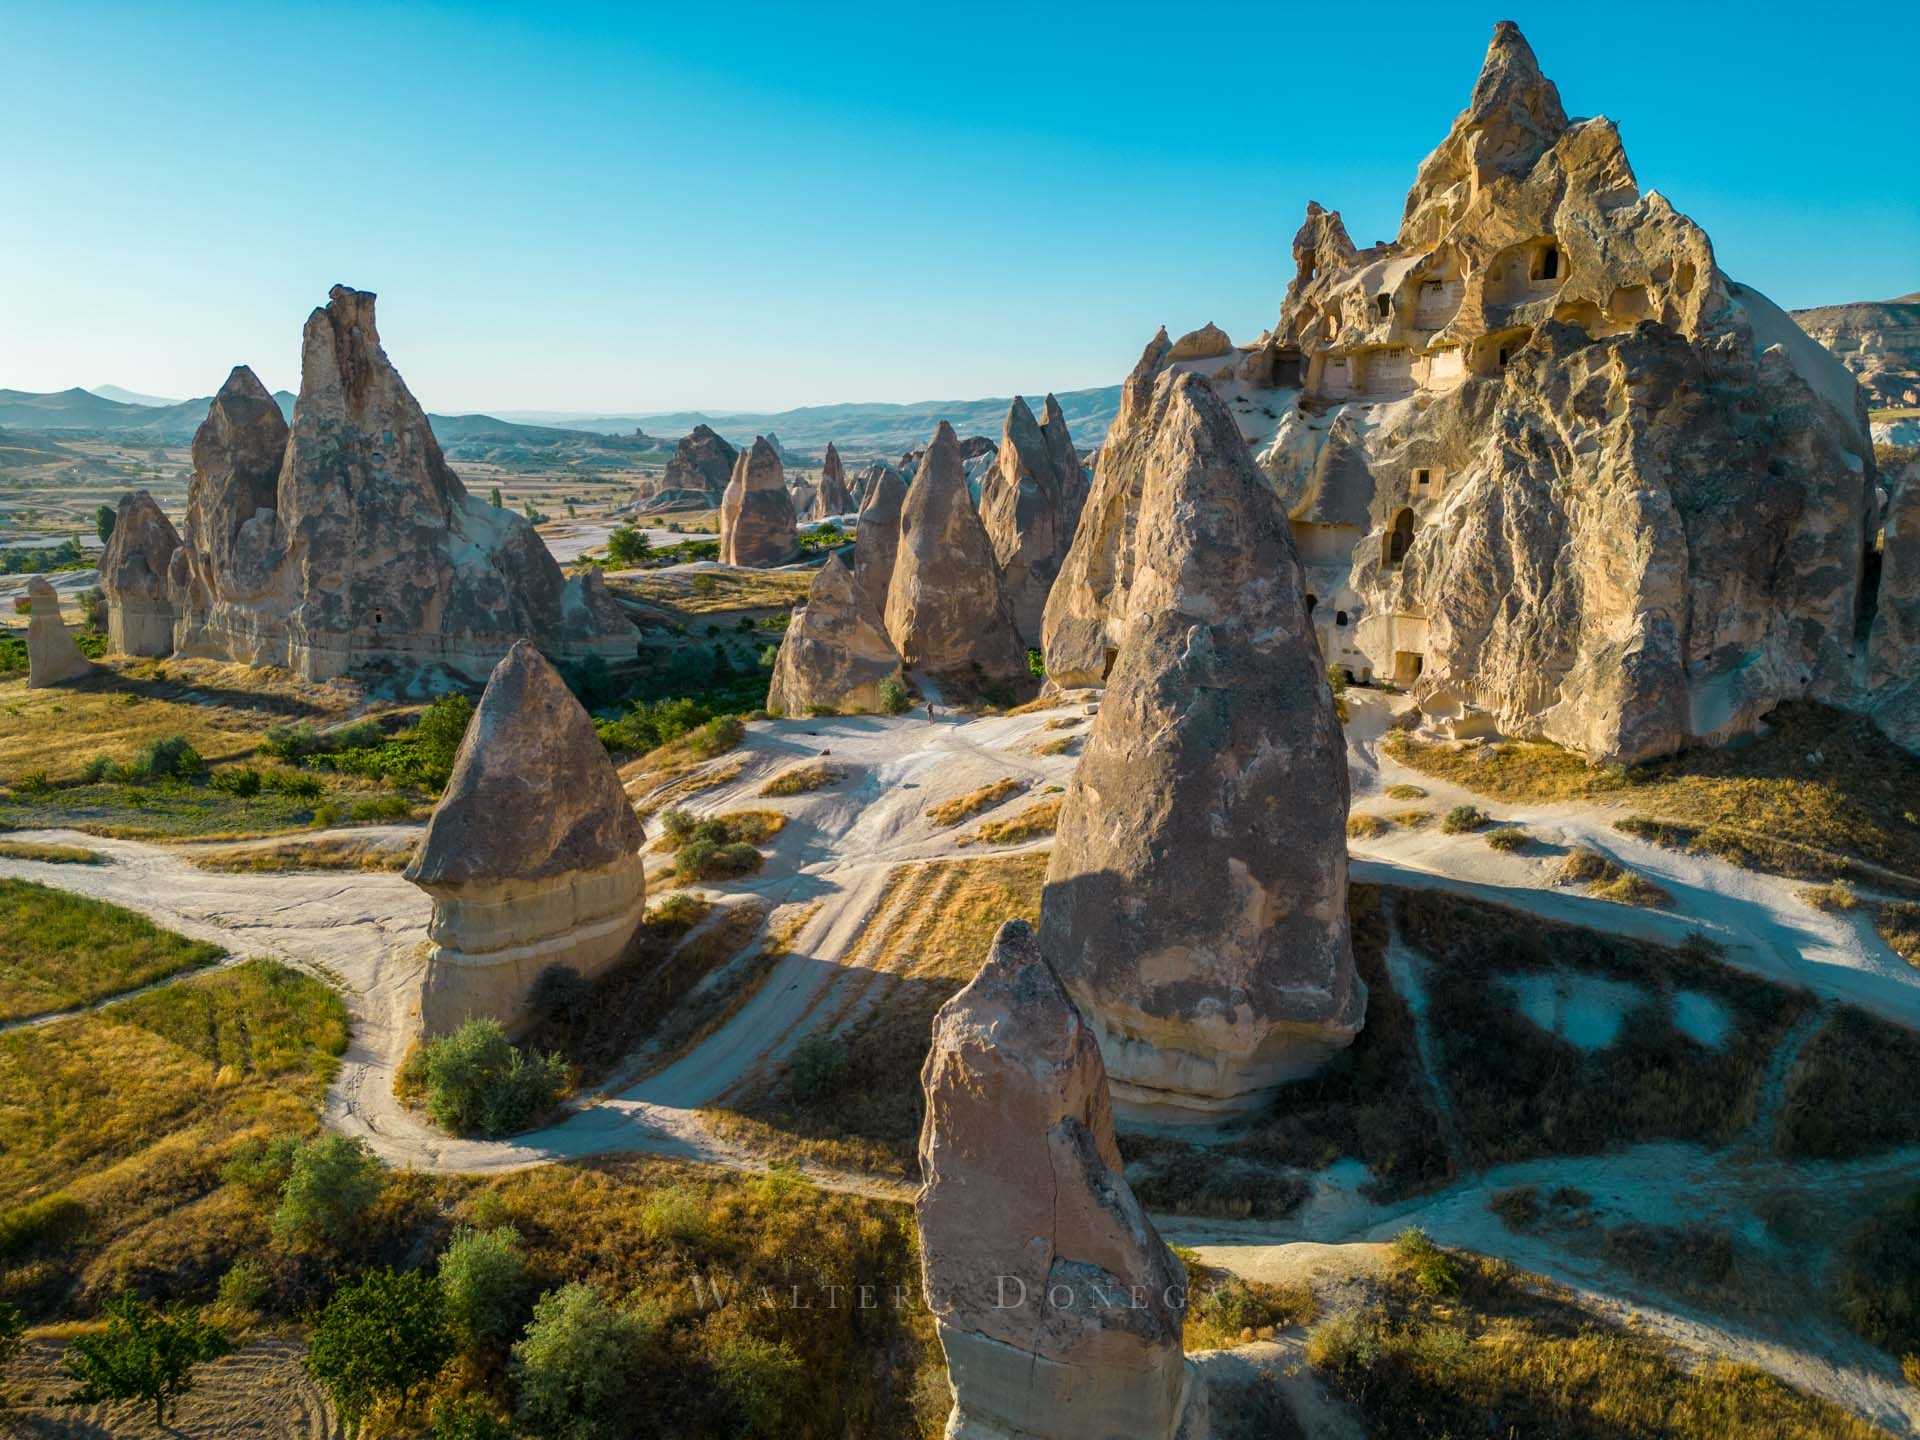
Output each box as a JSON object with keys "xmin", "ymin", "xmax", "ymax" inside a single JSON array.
[
  {"xmin": 99, "ymin": 490, "xmax": 180, "ymax": 656},
  {"xmin": 766, "ymin": 552, "xmax": 903, "ymax": 716},
  {"xmin": 979, "ymin": 394, "xmax": 1089, "ymax": 646},
  {"xmin": 817, "ymin": 442, "xmax": 854, "ymax": 515},
  {"xmin": 25, "ymin": 577, "xmax": 94, "ymax": 688},
  {"xmin": 718, "ymin": 436, "xmax": 800, "ymax": 567},
  {"xmin": 852, "ymin": 465, "xmax": 907, "ymax": 622},
  {"xmin": 630, "ymin": 424, "xmax": 737, "ymax": 511}
]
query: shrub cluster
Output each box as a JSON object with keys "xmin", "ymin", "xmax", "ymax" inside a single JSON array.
[{"xmin": 407, "ymin": 1019, "xmax": 569, "ymax": 1138}]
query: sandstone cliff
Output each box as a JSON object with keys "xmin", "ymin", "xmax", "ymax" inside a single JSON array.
[
  {"xmin": 917, "ymin": 919, "xmax": 1205, "ymax": 1440},
  {"xmin": 1792, "ymin": 294, "xmax": 1920, "ymax": 412},
  {"xmin": 99, "ymin": 490, "xmax": 180, "ymax": 657},
  {"xmin": 170, "ymin": 288, "xmax": 634, "ymax": 682},
  {"xmin": 718, "ymin": 436, "xmax": 800, "ymax": 567}
]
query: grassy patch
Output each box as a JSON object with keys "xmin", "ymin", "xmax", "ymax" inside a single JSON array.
[
  {"xmin": 1346, "ymin": 813, "xmax": 1389, "ymax": 840},
  {"xmin": 1176, "ymin": 1249, "xmax": 1315, "ymax": 1350},
  {"xmin": 1396, "ymin": 888, "xmax": 1808, "ymax": 1168},
  {"xmin": 924, "ymin": 777, "xmax": 1026, "ymax": 827},
  {"xmin": 957, "ymin": 799, "xmax": 1060, "ymax": 847},
  {"xmin": 1775, "ymin": 1007, "xmax": 1920, "ymax": 1160},
  {"xmin": 1836, "ymin": 1187, "xmax": 1920, "ymax": 1364},
  {"xmin": 1555, "ymin": 847, "xmax": 1671, "ymax": 907},
  {"xmin": 1484, "ymin": 826, "xmax": 1528, "ymax": 852},
  {"xmin": 1389, "ymin": 702, "xmax": 1920, "ymax": 882},
  {"xmin": 1385, "ymin": 783, "xmax": 1428, "ymax": 800},
  {"xmin": 656, "ymin": 807, "xmax": 784, "ymax": 883},
  {"xmin": 0, "ymin": 878, "xmax": 224, "ymax": 1021},
  {"xmin": 1440, "ymin": 804, "xmax": 1488, "ymax": 835},
  {"xmin": 1875, "ymin": 900, "xmax": 1920, "ymax": 969},
  {"xmin": 0, "ymin": 840, "xmax": 102, "ymax": 864},
  {"xmin": 1031, "ymin": 735, "xmax": 1078, "ymax": 757},
  {"xmin": 1391, "ymin": 808, "xmax": 1433, "ymax": 828},
  {"xmin": 1800, "ymin": 880, "xmax": 1859, "ymax": 912},
  {"xmin": 1308, "ymin": 1247, "xmax": 1881, "ymax": 1439},
  {"xmin": 758, "ymin": 762, "xmax": 842, "ymax": 798},
  {"xmin": 607, "ymin": 569, "xmax": 813, "ymax": 616},
  {"xmin": 189, "ymin": 835, "xmax": 417, "ymax": 873}
]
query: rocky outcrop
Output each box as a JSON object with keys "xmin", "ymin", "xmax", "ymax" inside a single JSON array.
[
  {"xmin": 98, "ymin": 490, "xmax": 180, "ymax": 656},
  {"xmin": 766, "ymin": 553, "xmax": 902, "ymax": 715},
  {"xmin": 1167, "ymin": 322, "xmax": 1232, "ymax": 361},
  {"xmin": 917, "ymin": 920, "xmax": 1205, "ymax": 1440},
  {"xmin": 405, "ymin": 641, "xmax": 646, "ymax": 1037},
  {"xmin": 850, "ymin": 460, "xmax": 896, "ymax": 510},
  {"xmin": 979, "ymin": 395, "xmax": 1089, "ymax": 645},
  {"xmin": 630, "ymin": 424, "xmax": 737, "ymax": 511},
  {"xmin": 788, "ymin": 478, "xmax": 820, "ymax": 524},
  {"xmin": 852, "ymin": 464, "xmax": 907, "ymax": 621},
  {"xmin": 1870, "ymin": 458, "xmax": 1920, "ymax": 751},
  {"xmin": 25, "ymin": 577, "xmax": 94, "ymax": 687},
  {"xmin": 1040, "ymin": 373, "xmax": 1361, "ymax": 1120},
  {"xmin": 1041, "ymin": 327, "xmax": 1172, "ymax": 686},
  {"xmin": 817, "ymin": 443, "xmax": 854, "ymax": 515},
  {"xmin": 169, "ymin": 288, "xmax": 634, "ymax": 683},
  {"xmin": 718, "ymin": 437, "xmax": 800, "ymax": 567},
  {"xmin": 884, "ymin": 423, "xmax": 1031, "ymax": 700},
  {"xmin": 1792, "ymin": 294, "xmax": 1920, "ymax": 411}
]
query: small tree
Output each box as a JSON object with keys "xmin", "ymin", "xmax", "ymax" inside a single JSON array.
[
  {"xmin": 308, "ymin": 1268, "xmax": 452, "ymax": 1426},
  {"xmin": 605, "ymin": 525, "xmax": 651, "ymax": 566},
  {"xmin": 489, "ymin": 486, "xmax": 503, "ymax": 508},
  {"xmin": 418, "ymin": 1018, "xmax": 567, "ymax": 1137},
  {"xmin": 512, "ymin": 1284, "xmax": 654, "ymax": 1440},
  {"xmin": 438, "ymin": 1225, "xmax": 530, "ymax": 1353},
  {"xmin": 61, "ymin": 1293, "xmax": 230, "ymax": 1427},
  {"xmin": 0, "ymin": 1300, "xmax": 24, "ymax": 1373},
  {"xmin": 273, "ymin": 1134, "xmax": 383, "ymax": 1246},
  {"xmin": 95, "ymin": 504, "xmax": 116, "ymax": 545},
  {"xmin": 878, "ymin": 676, "xmax": 910, "ymax": 715},
  {"xmin": 712, "ymin": 1334, "xmax": 805, "ymax": 1438}
]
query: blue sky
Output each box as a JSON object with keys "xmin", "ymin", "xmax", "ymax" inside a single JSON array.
[{"xmin": 3, "ymin": 1, "xmax": 1914, "ymax": 414}]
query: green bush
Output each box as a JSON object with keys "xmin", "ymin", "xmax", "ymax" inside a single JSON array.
[
  {"xmin": 530, "ymin": 965, "xmax": 592, "ymax": 1027},
  {"xmin": 513, "ymin": 1283, "xmax": 656, "ymax": 1440},
  {"xmin": 439, "ymin": 1225, "xmax": 530, "ymax": 1353},
  {"xmin": 1440, "ymin": 805, "xmax": 1488, "ymax": 835},
  {"xmin": 674, "ymin": 836, "xmax": 762, "ymax": 881},
  {"xmin": 1485, "ymin": 826, "xmax": 1528, "ymax": 852},
  {"xmin": 789, "ymin": 1034, "xmax": 848, "ymax": 1104},
  {"xmin": 272, "ymin": 1134, "xmax": 383, "ymax": 1246},
  {"xmin": 128, "ymin": 735, "xmax": 206, "ymax": 782},
  {"xmin": 430, "ymin": 1397, "xmax": 515, "ymax": 1440},
  {"xmin": 1392, "ymin": 1228, "xmax": 1460, "ymax": 1296},
  {"xmin": 637, "ymin": 1185, "xmax": 712, "ymax": 1246},
  {"xmin": 1837, "ymin": 1188, "xmax": 1920, "ymax": 1358},
  {"xmin": 308, "ymin": 1268, "xmax": 452, "ymax": 1425},
  {"xmin": 712, "ymin": 1333, "xmax": 806, "ymax": 1437},
  {"xmin": 216, "ymin": 1258, "xmax": 271, "ymax": 1314},
  {"xmin": 60, "ymin": 1292, "xmax": 231, "ymax": 1427},
  {"xmin": 606, "ymin": 525, "xmax": 651, "ymax": 566},
  {"xmin": 209, "ymin": 765, "xmax": 262, "ymax": 797},
  {"xmin": 415, "ymin": 1018, "xmax": 568, "ymax": 1138},
  {"xmin": 879, "ymin": 675, "xmax": 911, "ymax": 715}
]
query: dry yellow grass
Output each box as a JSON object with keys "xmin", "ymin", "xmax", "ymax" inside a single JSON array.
[
  {"xmin": 1875, "ymin": 901, "xmax": 1920, "ymax": 969},
  {"xmin": 758, "ymin": 761, "xmax": 842, "ymax": 797},
  {"xmin": 1032, "ymin": 735, "xmax": 1079, "ymax": 757},
  {"xmin": 610, "ymin": 568, "xmax": 811, "ymax": 615},
  {"xmin": 1347, "ymin": 813, "xmax": 1390, "ymax": 840},
  {"xmin": 1392, "ymin": 808, "xmax": 1433, "ymax": 828},
  {"xmin": 189, "ymin": 835, "xmax": 417, "ymax": 873},
  {"xmin": 958, "ymin": 799, "xmax": 1061, "ymax": 847},
  {"xmin": 1555, "ymin": 847, "xmax": 1671, "ymax": 907},
  {"xmin": 0, "ymin": 840, "xmax": 101, "ymax": 864},
  {"xmin": 712, "ymin": 809, "xmax": 786, "ymax": 844},
  {"xmin": 925, "ymin": 777, "xmax": 1026, "ymax": 827},
  {"xmin": 1002, "ymin": 695, "xmax": 1068, "ymax": 717},
  {"xmin": 627, "ymin": 755, "xmax": 746, "ymax": 818}
]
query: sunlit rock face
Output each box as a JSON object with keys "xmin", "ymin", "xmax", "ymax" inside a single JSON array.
[
  {"xmin": 169, "ymin": 287, "xmax": 633, "ymax": 682},
  {"xmin": 1040, "ymin": 373, "xmax": 1361, "ymax": 1121},
  {"xmin": 404, "ymin": 641, "xmax": 646, "ymax": 1037},
  {"xmin": 1045, "ymin": 22, "xmax": 1880, "ymax": 764},
  {"xmin": 765, "ymin": 552, "xmax": 903, "ymax": 716},
  {"xmin": 978, "ymin": 394, "xmax": 1089, "ymax": 646},
  {"xmin": 630, "ymin": 424, "xmax": 737, "ymax": 511},
  {"xmin": 99, "ymin": 490, "xmax": 180, "ymax": 656},
  {"xmin": 718, "ymin": 435, "xmax": 800, "ymax": 567},
  {"xmin": 25, "ymin": 576, "xmax": 94, "ymax": 688},
  {"xmin": 852, "ymin": 464, "xmax": 907, "ymax": 622},
  {"xmin": 916, "ymin": 920, "xmax": 1207, "ymax": 1440}
]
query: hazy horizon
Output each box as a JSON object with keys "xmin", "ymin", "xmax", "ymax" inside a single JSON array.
[{"xmin": 6, "ymin": 1, "xmax": 1915, "ymax": 415}]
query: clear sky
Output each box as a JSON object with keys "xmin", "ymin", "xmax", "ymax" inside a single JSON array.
[{"xmin": 3, "ymin": 1, "xmax": 1914, "ymax": 415}]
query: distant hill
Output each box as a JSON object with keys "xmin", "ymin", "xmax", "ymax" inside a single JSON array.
[
  {"xmin": 495, "ymin": 382, "xmax": 1126, "ymax": 458},
  {"xmin": 1790, "ymin": 293, "xmax": 1920, "ymax": 411},
  {"xmin": 0, "ymin": 386, "xmax": 294, "ymax": 442},
  {"xmin": 89, "ymin": 384, "xmax": 184, "ymax": 407}
]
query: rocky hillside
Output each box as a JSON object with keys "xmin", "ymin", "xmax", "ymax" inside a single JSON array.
[{"xmin": 1792, "ymin": 292, "xmax": 1920, "ymax": 412}]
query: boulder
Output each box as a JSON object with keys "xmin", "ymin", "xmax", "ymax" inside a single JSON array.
[
  {"xmin": 404, "ymin": 641, "xmax": 647, "ymax": 1037},
  {"xmin": 917, "ymin": 919, "xmax": 1205, "ymax": 1440},
  {"xmin": 979, "ymin": 394, "xmax": 1089, "ymax": 646},
  {"xmin": 766, "ymin": 553, "xmax": 902, "ymax": 715},
  {"xmin": 883, "ymin": 422, "xmax": 1031, "ymax": 700},
  {"xmin": 1040, "ymin": 373, "xmax": 1362, "ymax": 1120},
  {"xmin": 1166, "ymin": 321, "xmax": 1232, "ymax": 361},
  {"xmin": 852, "ymin": 464, "xmax": 907, "ymax": 621},
  {"xmin": 25, "ymin": 576, "xmax": 94, "ymax": 688},
  {"xmin": 718, "ymin": 437, "xmax": 800, "ymax": 567},
  {"xmin": 169, "ymin": 288, "xmax": 634, "ymax": 682},
  {"xmin": 99, "ymin": 490, "xmax": 181, "ymax": 656},
  {"xmin": 629, "ymin": 424, "xmax": 737, "ymax": 511},
  {"xmin": 817, "ymin": 442, "xmax": 855, "ymax": 515}
]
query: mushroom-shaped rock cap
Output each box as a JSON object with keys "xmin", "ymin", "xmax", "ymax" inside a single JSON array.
[
  {"xmin": 99, "ymin": 490, "xmax": 181, "ymax": 602},
  {"xmin": 406, "ymin": 640, "xmax": 644, "ymax": 889}
]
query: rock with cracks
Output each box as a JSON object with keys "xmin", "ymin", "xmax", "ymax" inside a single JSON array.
[
  {"xmin": 978, "ymin": 394, "xmax": 1089, "ymax": 646},
  {"xmin": 1040, "ymin": 372, "xmax": 1363, "ymax": 1121},
  {"xmin": 99, "ymin": 490, "xmax": 181, "ymax": 656},
  {"xmin": 718, "ymin": 436, "xmax": 800, "ymax": 567},
  {"xmin": 630, "ymin": 424, "xmax": 737, "ymax": 512},
  {"xmin": 917, "ymin": 919, "xmax": 1207, "ymax": 1440},
  {"xmin": 884, "ymin": 422, "xmax": 1031, "ymax": 702},
  {"xmin": 25, "ymin": 576, "xmax": 94, "ymax": 688},
  {"xmin": 404, "ymin": 640, "xmax": 647, "ymax": 1037},
  {"xmin": 766, "ymin": 552, "xmax": 903, "ymax": 716},
  {"xmin": 817, "ymin": 442, "xmax": 855, "ymax": 515},
  {"xmin": 852, "ymin": 464, "xmax": 907, "ymax": 622}
]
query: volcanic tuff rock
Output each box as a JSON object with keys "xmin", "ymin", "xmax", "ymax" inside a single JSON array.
[
  {"xmin": 817, "ymin": 442, "xmax": 854, "ymax": 515},
  {"xmin": 25, "ymin": 576, "xmax": 94, "ymax": 688},
  {"xmin": 978, "ymin": 394, "xmax": 1090, "ymax": 645},
  {"xmin": 849, "ymin": 459, "xmax": 897, "ymax": 509},
  {"xmin": 788, "ymin": 478, "xmax": 821, "ymax": 523},
  {"xmin": 766, "ymin": 553, "xmax": 903, "ymax": 715},
  {"xmin": 1792, "ymin": 294, "xmax": 1920, "ymax": 411},
  {"xmin": 1166, "ymin": 321, "xmax": 1232, "ymax": 361},
  {"xmin": 884, "ymin": 422, "xmax": 1031, "ymax": 700},
  {"xmin": 405, "ymin": 641, "xmax": 647, "ymax": 1036},
  {"xmin": 1041, "ymin": 373, "xmax": 1361, "ymax": 1119},
  {"xmin": 917, "ymin": 920, "xmax": 1206, "ymax": 1440},
  {"xmin": 718, "ymin": 436, "xmax": 800, "ymax": 567},
  {"xmin": 169, "ymin": 288, "xmax": 634, "ymax": 682},
  {"xmin": 852, "ymin": 464, "xmax": 907, "ymax": 621},
  {"xmin": 1869, "ymin": 458, "xmax": 1920, "ymax": 752},
  {"xmin": 631, "ymin": 424, "xmax": 737, "ymax": 511},
  {"xmin": 98, "ymin": 490, "xmax": 180, "ymax": 656}
]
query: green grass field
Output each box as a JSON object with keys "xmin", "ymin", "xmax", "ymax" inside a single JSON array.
[{"xmin": 0, "ymin": 878, "xmax": 225, "ymax": 1021}]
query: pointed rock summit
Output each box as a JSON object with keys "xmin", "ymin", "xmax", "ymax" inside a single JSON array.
[
  {"xmin": 631, "ymin": 424, "xmax": 736, "ymax": 511},
  {"xmin": 979, "ymin": 394, "xmax": 1089, "ymax": 645},
  {"xmin": 169, "ymin": 289, "xmax": 632, "ymax": 681},
  {"xmin": 25, "ymin": 577, "xmax": 94, "ymax": 688},
  {"xmin": 1041, "ymin": 373, "xmax": 1362, "ymax": 1119},
  {"xmin": 766, "ymin": 553, "xmax": 903, "ymax": 716},
  {"xmin": 406, "ymin": 641, "xmax": 647, "ymax": 1036},
  {"xmin": 817, "ymin": 442, "xmax": 854, "ymax": 515},
  {"xmin": 884, "ymin": 422, "xmax": 1031, "ymax": 699},
  {"xmin": 917, "ymin": 920, "xmax": 1205, "ymax": 1440},
  {"xmin": 852, "ymin": 464, "xmax": 907, "ymax": 621},
  {"xmin": 719, "ymin": 436, "xmax": 800, "ymax": 567},
  {"xmin": 98, "ymin": 490, "xmax": 180, "ymax": 656}
]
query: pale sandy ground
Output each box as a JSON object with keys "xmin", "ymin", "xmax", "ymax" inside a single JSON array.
[{"xmin": 7, "ymin": 693, "xmax": 1920, "ymax": 1431}]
